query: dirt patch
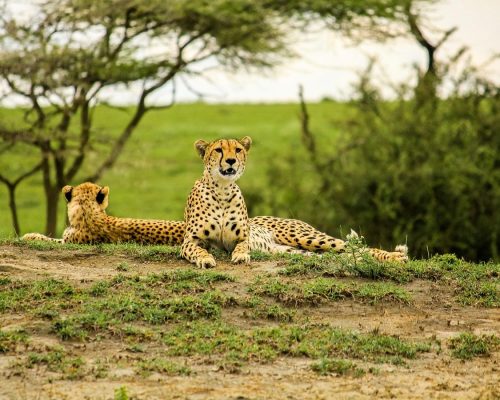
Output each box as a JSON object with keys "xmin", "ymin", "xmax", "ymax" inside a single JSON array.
[{"xmin": 0, "ymin": 245, "xmax": 498, "ymax": 400}]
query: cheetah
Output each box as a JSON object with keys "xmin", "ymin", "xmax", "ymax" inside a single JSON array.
[
  {"xmin": 21, "ymin": 150, "xmax": 407, "ymax": 265},
  {"xmin": 180, "ymin": 137, "xmax": 408, "ymax": 268},
  {"xmin": 21, "ymin": 181, "xmax": 340, "ymax": 259},
  {"xmin": 250, "ymin": 216, "xmax": 408, "ymax": 262},
  {"xmin": 21, "ymin": 182, "xmax": 185, "ymax": 244},
  {"xmin": 180, "ymin": 137, "xmax": 254, "ymax": 268}
]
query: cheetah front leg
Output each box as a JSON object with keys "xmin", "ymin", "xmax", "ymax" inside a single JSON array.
[
  {"xmin": 181, "ymin": 236, "xmax": 216, "ymax": 268},
  {"xmin": 231, "ymin": 239, "xmax": 251, "ymax": 264}
]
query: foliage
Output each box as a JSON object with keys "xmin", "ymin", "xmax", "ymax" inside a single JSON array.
[{"xmin": 250, "ymin": 54, "xmax": 500, "ymax": 262}]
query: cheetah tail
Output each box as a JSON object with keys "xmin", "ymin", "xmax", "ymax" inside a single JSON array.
[{"xmin": 395, "ymin": 244, "xmax": 409, "ymax": 255}]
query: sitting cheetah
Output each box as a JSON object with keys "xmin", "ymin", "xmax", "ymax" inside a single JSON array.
[
  {"xmin": 181, "ymin": 137, "xmax": 408, "ymax": 268},
  {"xmin": 22, "ymin": 182, "xmax": 185, "ymax": 245}
]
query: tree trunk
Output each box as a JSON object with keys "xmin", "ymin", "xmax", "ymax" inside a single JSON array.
[
  {"xmin": 7, "ymin": 186, "xmax": 21, "ymax": 235},
  {"xmin": 0, "ymin": 180, "xmax": 20, "ymax": 235},
  {"xmin": 0, "ymin": 163, "xmax": 42, "ymax": 236}
]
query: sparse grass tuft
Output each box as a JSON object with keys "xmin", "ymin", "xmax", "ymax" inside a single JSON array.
[
  {"xmin": 34, "ymin": 306, "xmax": 60, "ymax": 320},
  {"xmin": 250, "ymin": 276, "xmax": 411, "ymax": 305},
  {"xmin": 247, "ymin": 304, "xmax": 295, "ymax": 322},
  {"xmin": 0, "ymin": 277, "xmax": 12, "ymax": 285},
  {"xmin": 163, "ymin": 322, "xmax": 430, "ymax": 365},
  {"xmin": 91, "ymin": 359, "xmax": 109, "ymax": 379},
  {"xmin": 0, "ymin": 329, "xmax": 28, "ymax": 353},
  {"xmin": 0, "ymin": 278, "xmax": 79, "ymax": 313},
  {"xmin": 89, "ymin": 281, "xmax": 110, "ymax": 297},
  {"xmin": 457, "ymin": 281, "xmax": 498, "ymax": 307},
  {"xmin": 311, "ymin": 358, "xmax": 365, "ymax": 376},
  {"xmin": 52, "ymin": 314, "xmax": 102, "ymax": 340},
  {"xmin": 449, "ymin": 333, "xmax": 500, "ymax": 360},
  {"xmin": 277, "ymin": 252, "xmax": 498, "ymax": 307},
  {"xmin": 137, "ymin": 358, "xmax": 191, "ymax": 377},
  {"xmin": 249, "ymin": 250, "xmax": 273, "ymax": 261},
  {"xmin": 129, "ymin": 245, "xmax": 180, "ymax": 261},
  {"xmin": 52, "ymin": 289, "xmax": 235, "ymax": 340},
  {"xmin": 8, "ymin": 239, "xmax": 181, "ymax": 262},
  {"xmin": 277, "ymin": 253, "xmax": 350, "ymax": 278},
  {"xmin": 114, "ymin": 386, "xmax": 129, "ymax": 400},
  {"xmin": 25, "ymin": 347, "xmax": 86, "ymax": 379},
  {"xmin": 116, "ymin": 262, "xmax": 130, "ymax": 272}
]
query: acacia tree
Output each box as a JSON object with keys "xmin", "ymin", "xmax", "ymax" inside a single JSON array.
[{"xmin": 0, "ymin": 0, "xmax": 289, "ymax": 235}]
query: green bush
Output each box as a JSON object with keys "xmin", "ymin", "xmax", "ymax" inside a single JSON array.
[{"xmin": 248, "ymin": 60, "xmax": 500, "ymax": 261}]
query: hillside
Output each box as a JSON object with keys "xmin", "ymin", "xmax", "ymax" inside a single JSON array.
[{"xmin": 0, "ymin": 241, "xmax": 498, "ymax": 399}]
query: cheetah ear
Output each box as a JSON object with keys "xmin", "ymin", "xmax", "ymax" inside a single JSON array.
[
  {"xmin": 194, "ymin": 139, "xmax": 209, "ymax": 158},
  {"xmin": 239, "ymin": 136, "xmax": 252, "ymax": 151},
  {"xmin": 62, "ymin": 186, "xmax": 73, "ymax": 202},
  {"xmin": 96, "ymin": 186, "xmax": 109, "ymax": 207}
]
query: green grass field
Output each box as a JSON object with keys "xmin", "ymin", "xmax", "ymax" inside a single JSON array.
[{"xmin": 0, "ymin": 102, "xmax": 350, "ymax": 238}]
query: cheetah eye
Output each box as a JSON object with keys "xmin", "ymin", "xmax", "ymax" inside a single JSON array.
[
  {"xmin": 235, "ymin": 148, "xmax": 242, "ymax": 153},
  {"xmin": 215, "ymin": 148, "xmax": 223, "ymax": 153}
]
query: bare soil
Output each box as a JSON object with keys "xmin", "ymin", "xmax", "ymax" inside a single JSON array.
[{"xmin": 0, "ymin": 245, "xmax": 498, "ymax": 400}]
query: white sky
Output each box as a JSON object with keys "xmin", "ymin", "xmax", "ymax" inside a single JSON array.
[
  {"xmin": 122, "ymin": 0, "xmax": 500, "ymax": 103},
  {"xmin": 3, "ymin": 0, "xmax": 500, "ymax": 104}
]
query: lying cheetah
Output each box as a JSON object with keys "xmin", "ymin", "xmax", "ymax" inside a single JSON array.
[
  {"xmin": 22, "ymin": 166, "xmax": 407, "ymax": 264},
  {"xmin": 22, "ymin": 183, "xmax": 185, "ymax": 245},
  {"xmin": 181, "ymin": 137, "xmax": 408, "ymax": 268},
  {"xmin": 21, "ymin": 182, "xmax": 324, "ymax": 256},
  {"xmin": 20, "ymin": 182, "xmax": 342, "ymax": 257}
]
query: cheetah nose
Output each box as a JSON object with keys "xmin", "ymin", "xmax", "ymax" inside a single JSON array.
[{"xmin": 226, "ymin": 158, "xmax": 236, "ymax": 165}]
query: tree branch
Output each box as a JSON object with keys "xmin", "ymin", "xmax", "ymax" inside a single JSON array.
[
  {"xmin": 85, "ymin": 49, "xmax": 187, "ymax": 181},
  {"xmin": 65, "ymin": 93, "xmax": 91, "ymax": 181},
  {"xmin": 405, "ymin": 5, "xmax": 457, "ymax": 76},
  {"xmin": 0, "ymin": 128, "xmax": 42, "ymax": 146},
  {"xmin": 298, "ymin": 85, "xmax": 317, "ymax": 157},
  {"xmin": 13, "ymin": 162, "xmax": 43, "ymax": 186}
]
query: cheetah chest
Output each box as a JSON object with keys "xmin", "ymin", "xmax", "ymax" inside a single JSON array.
[{"xmin": 191, "ymin": 185, "xmax": 248, "ymax": 252}]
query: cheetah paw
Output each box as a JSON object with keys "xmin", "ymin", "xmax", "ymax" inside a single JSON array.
[
  {"xmin": 21, "ymin": 233, "xmax": 42, "ymax": 241},
  {"xmin": 231, "ymin": 251, "xmax": 250, "ymax": 264},
  {"xmin": 21, "ymin": 233, "xmax": 61, "ymax": 242},
  {"xmin": 195, "ymin": 254, "xmax": 217, "ymax": 269}
]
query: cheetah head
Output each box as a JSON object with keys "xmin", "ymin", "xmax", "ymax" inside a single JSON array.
[
  {"xmin": 62, "ymin": 182, "xmax": 110, "ymax": 224},
  {"xmin": 194, "ymin": 137, "xmax": 252, "ymax": 184}
]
